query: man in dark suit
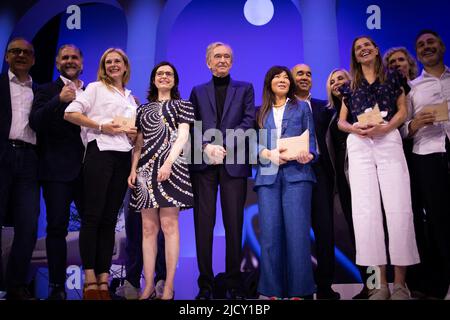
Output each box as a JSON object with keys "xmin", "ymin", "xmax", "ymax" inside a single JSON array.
[
  {"xmin": 291, "ymin": 64, "xmax": 340, "ymax": 300},
  {"xmin": 0, "ymin": 38, "xmax": 39, "ymax": 300},
  {"xmin": 29, "ymin": 44, "xmax": 85, "ymax": 300},
  {"xmin": 189, "ymin": 42, "xmax": 255, "ymax": 300}
]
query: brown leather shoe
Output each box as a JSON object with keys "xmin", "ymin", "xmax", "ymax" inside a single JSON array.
[
  {"xmin": 83, "ymin": 282, "xmax": 101, "ymax": 300},
  {"xmin": 98, "ymin": 282, "xmax": 112, "ymax": 300}
]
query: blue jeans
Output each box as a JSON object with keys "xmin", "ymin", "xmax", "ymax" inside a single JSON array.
[{"xmin": 257, "ymin": 170, "xmax": 315, "ymax": 297}]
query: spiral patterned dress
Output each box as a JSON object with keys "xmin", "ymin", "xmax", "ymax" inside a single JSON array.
[{"xmin": 130, "ymin": 99, "xmax": 195, "ymax": 210}]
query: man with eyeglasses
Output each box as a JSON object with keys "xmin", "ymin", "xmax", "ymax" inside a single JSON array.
[
  {"xmin": 0, "ymin": 37, "xmax": 39, "ymax": 300},
  {"xmin": 28, "ymin": 44, "xmax": 85, "ymax": 300},
  {"xmin": 189, "ymin": 42, "xmax": 255, "ymax": 300}
]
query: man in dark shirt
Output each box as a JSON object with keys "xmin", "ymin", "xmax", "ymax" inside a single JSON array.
[
  {"xmin": 291, "ymin": 63, "xmax": 340, "ymax": 300},
  {"xmin": 189, "ymin": 42, "xmax": 255, "ymax": 300},
  {"xmin": 29, "ymin": 44, "xmax": 85, "ymax": 300}
]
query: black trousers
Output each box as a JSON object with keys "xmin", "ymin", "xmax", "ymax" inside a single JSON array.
[
  {"xmin": 42, "ymin": 175, "xmax": 83, "ymax": 286},
  {"xmin": 123, "ymin": 189, "xmax": 166, "ymax": 288},
  {"xmin": 191, "ymin": 165, "xmax": 247, "ymax": 291},
  {"xmin": 79, "ymin": 141, "xmax": 130, "ymax": 274},
  {"xmin": 410, "ymin": 151, "xmax": 450, "ymax": 298},
  {"xmin": 0, "ymin": 144, "xmax": 40, "ymax": 290},
  {"xmin": 311, "ymin": 160, "xmax": 335, "ymax": 290}
]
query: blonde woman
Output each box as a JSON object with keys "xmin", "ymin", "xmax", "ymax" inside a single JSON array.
[
  {"xmin": 383, "ymin": 47, "xmax": 418, "ymax": 82},
  {"xmin": 65, "ymin": 48, "xmax": 137, "ymax": 300}
]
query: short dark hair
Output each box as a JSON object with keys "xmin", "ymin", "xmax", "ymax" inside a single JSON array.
[
  {"xmin": 147, "ymin": 61, "xmax": 181, "ymax": 102},
  {"xmin": 57, "ymin": 44, "xmax": 83, "ymax": 59},
  {"xmin": 415, "ymin": 29, "xmax": 444, "ymax": 46},
  {"xmin": 6, "ymin": 37, "xmax": 34, "ymax": 55}
]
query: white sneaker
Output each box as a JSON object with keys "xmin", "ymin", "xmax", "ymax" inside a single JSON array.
[
  {"xmin": 115, "ymin": 280, "xmax": 140, "ymax": 300},
  {"xmin": 155, "ymin": 279, "xmax": 165, "ymax": 299},
  {"xmin": 368, "ymin": 284, "xmax": 391, "ymax": 300},
  {"xmin": 390, "ymin": 284, "xmax": 410, "ymax": 300}
]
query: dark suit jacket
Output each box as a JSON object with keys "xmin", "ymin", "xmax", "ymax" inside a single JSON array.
[
  {"xmin": 189, "ymin": 78, "xmax": 256, "ymax": 177},
  {"xmin": 0, "ymin": 72, "xmax": 38, "ymax": 160},
  {"xmin": 29, "ymin": 77, "xmax": 85, "ymax": 182},
  {"xmin": 311, "ymin": 98, "xmax": 335, "ymax": 180}
]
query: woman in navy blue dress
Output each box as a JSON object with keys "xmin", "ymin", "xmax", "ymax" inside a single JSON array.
[{"xmin": 128, "ymin": 62, "xmax": 194, "ymax": 300}]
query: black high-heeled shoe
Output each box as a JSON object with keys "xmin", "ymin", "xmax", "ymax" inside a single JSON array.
[{"xmin": 158, "ymin": 290, "xmax": 175, "ymax": 300}]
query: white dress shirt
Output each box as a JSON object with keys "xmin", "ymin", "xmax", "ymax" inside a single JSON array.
[
  {"xmin": 8, "ymin": 69, "xmax": 36, "ymax": 145},
  {"xmin": 65, "ymin": 81, "xmax": 137, "ymax": 152},
  {"xmin": 272, "ymin": 100, "xmax": 287, "ymax": 140},
  {"xmin": 60, "ymin": 75, "xmax": 84, "ymax": 94},
  {"xmin": 402, "ymin": 67, "xmax": 450, "ymax": 155},
  {"xmin": 60, "ymin": 75, "xmax": 88, "ymax": 146}
]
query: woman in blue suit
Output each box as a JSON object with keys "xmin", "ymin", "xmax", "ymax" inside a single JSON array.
[{"xmin": 255, "ymin": 66, "xmax": 317, "ymax": 299}]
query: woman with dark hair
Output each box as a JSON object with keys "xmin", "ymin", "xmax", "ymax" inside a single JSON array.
[
  {"xmin": 337, "ymin": 36, "xmax": 420, "ymax": 300},
  {"xmin": 255, "ymin": 66, "xmax": 317, "ymax": 299},
  {"xmin": 128, "ymin": 61, "xmax": 194, "ymax": 300}
]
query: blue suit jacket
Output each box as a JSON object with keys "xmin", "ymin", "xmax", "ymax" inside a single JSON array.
[
  {"xmin": 189, "ymin": 78, "xmax": 256, "ymax": 177},
  {"xmin": 254, "ymin": 100, "xmax": 317, "ymax": 187}
]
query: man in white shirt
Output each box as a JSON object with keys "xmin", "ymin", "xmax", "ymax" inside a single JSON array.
[
  {"xmin": 29, "ymin": 44, "xmax": 85, "ymax": 300},
  {"xmin": 403, "ymin": 30, "xmax": 450, "ymax": 299},
  {"xmin": 0, "ymin": 37, "xmax": 39, "ymax": 300}
]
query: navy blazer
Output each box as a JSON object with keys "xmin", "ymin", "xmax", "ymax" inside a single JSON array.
[
  {"xmin": 0, "ymin": 72, "xmax": 38, "ymax": 160},
  {"xmin": 29, "ymin": 77, "xmax": 85, "ymax": 181},
  {"xmin": 254, "ymin": 100, "xmax": 317, "ymax": 187},
  {"xmin": 189, "ymin": 78, "xmax": 256, "ymax": 177}
]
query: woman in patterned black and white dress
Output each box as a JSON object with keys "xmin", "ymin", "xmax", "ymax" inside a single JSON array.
[{"xmin": 128, "ymin": 61, "xmax": 194, "ymax": 300}]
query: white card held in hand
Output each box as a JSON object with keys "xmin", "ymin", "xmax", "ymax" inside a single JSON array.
[
  {"xmin": 113, "ymin": 115, "xmax": 136, "ymax": 130},
  {"xmin": 422, "ymin": 102, "xmax": 449, "ymax": 122},
  {"xmin": 357, "ymin": 104, "xmax": 384, "ymax": 126},
  {"xmin": 276, "ymin": 129, "xmax": 310, "ymax": 161}
]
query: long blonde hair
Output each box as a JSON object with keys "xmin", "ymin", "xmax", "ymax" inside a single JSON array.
[
  {"xmin": 326, "ymin": 68, "xmax": 351, "ymax": 109},
  {"xmin": 97, "ymin": 48, "xmax": 131, "ymax": 88},
  {"xmin": 382, "ymin": 47, "xmax": 418, "ymax": 80}
]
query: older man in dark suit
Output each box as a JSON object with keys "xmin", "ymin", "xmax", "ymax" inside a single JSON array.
[
  {"xmin": 0, "ymin": 37, "xmax": 39, "ymax": 300},
  {"xmin": 29, "ymin": 44, "xmax": 85, "ymax": 300},
  {"xmin": 189, "ymin": 42, "xmax": 255, "ymax": 300}
]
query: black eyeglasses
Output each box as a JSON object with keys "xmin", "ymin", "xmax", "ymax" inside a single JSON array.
[
  {"xmin": 8, "ymin": 48, "xmax": 34, "ymax": 57},
  {"xmin": 156, "ymin": 71, "xmax": 174, "ymax": 78}
]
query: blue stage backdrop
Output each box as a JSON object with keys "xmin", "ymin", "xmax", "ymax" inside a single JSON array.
[{"xmin": 1, "ymin": 0, "xmax": 449, "ymax": 299}]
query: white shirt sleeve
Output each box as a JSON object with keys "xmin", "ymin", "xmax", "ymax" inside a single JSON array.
[
  {"xmin": 399, "ymin": 91, "xmax": 414, "ymax": 138},
  {"xmin": 65, "ymin": 82, "xmax": 97, "ymax": 114}
]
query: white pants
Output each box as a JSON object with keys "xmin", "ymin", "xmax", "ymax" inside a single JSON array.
[{"xmin": 347, "ymin": 129, "xmax": 420, "ymax": 266}]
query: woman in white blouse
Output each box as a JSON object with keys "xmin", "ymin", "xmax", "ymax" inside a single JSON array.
[{"xmin": 65, "ymin": 48, "xmax": 137, "ymax": 300}]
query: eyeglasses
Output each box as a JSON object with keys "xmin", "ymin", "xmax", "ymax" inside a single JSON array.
[
  {"xmin": 7, "ymin": 48, "xmax": 34, "ymax": 57},
  {"xmin": 156, "ymin": 71, "xmax": 174, "ymax": 78}
]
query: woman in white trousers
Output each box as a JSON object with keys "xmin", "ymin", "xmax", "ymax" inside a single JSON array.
[{"xmin": 337, "ymin": 36, "xmax": 420, "ymax": 300}]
